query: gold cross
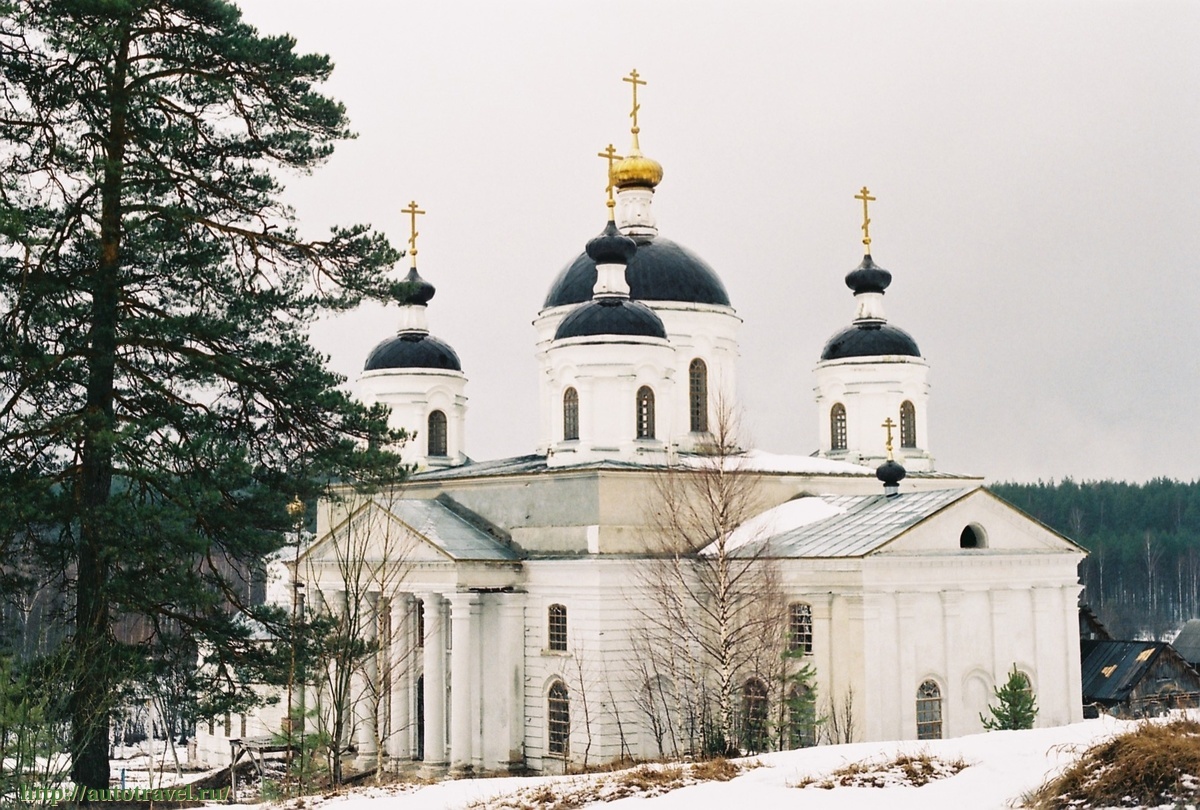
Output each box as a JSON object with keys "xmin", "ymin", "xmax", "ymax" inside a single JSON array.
[
  {"xmin": 855, "ymin": 186, "xmax": 876, "ymax": 253},
  {"xmin": 401, "ymin": 200, "xmax": 425, "ymax": 267},
  {"xmin": 624, "ymin": 68, "xmax": 646, "ymax": 134},
  {"xmin": 597, "ymin": 144, "xmax": 624, "ymax": 213},
  {"xmin": 882, "ymin": 417, "xmax": 896, "ymax": 458}
]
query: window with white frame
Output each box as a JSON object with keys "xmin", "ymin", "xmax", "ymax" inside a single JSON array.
[{"xmin": 788, "ymin": 602, "xmax": 813, "ymax": 654}]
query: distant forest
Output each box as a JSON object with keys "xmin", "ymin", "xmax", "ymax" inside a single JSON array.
[{"xmin": 991, "ymin": 479, "xmax": 1200, "ymax": 641}]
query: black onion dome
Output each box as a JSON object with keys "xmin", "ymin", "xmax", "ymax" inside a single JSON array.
[
  {"xmin": 554, "ymin": 299, "xmax": 667, "ymax": 341},
  {"xmin": 397, "ymin": 266, "xmax": 436, "ymax": 306},
  {"xmin": 364, "ymin": 333, "xmax": 461, "ymax": 372},
  {"xmin": 544, "ymin": 236, "xmax": 731, "ymax": 308},
  {"xmin": 876, "ymin": 459, "xmax": 907, "ymax": 486},
  {"xmin": 820, "ymin": 323, "xmax": 921, "ymax": 361},
  {"xmin": 585, "ymin": 220, "xmax": 637, "ymax": 266},
  {"xmin": 845, "ymin": 254, "xmax": 892, "ymax": 295}
]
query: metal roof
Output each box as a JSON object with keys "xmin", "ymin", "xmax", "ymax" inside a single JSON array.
[
  {"xmin": 734, "ymin": 488, "xmax": 974, "ymax": 558},
  {"xmin": 1173, "ymin": 619, "xmax": 1200, "ymax": 665},
  {"xmin": 1079, "ymin": 640, "xmax": 1168, "ymax": 704},
  {"xmin": 376, "ymin": 497, "xmax": 519, "ymax": 562},
  {"xmin": 408, "ymin": 452, "xmax": 975, "ymax": 484}
]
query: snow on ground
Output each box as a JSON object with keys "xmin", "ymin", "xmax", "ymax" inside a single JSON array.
[{"xmin": 241, "ymin": 714, "xmax": 1153, "ymax": 810}]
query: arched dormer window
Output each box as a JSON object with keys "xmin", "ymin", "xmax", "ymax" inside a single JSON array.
[
  {"xmin": 548, "ymin": 604, "xmax": 567, "ymax": 651},
  {"xmin": 960, "ymin": 523, "xmax": 987, "ymax": 549},
  {"xmin": 689, "ymin": 358, "xmax": 708, "ymax": 433},
  {"xmin": 636, "ymin": 386, "xmax": 655, "ymax": 440},
  {"xmin": 563, "ymin": 388, "xmax": 579, "ymax": 441},
  {"xmin": 831, "ymin": 403, "xmax": 847, "ymax": 451},
  {"xmin": 547, "ymin": 680, "xmax": 570, "ymax": 756},
  {"xmin": 900, "ymin": 400, "xmax": 916, "ymax": 448},
  {"xmin": 916, "ymin": 680, "xmax": 943, "ymax": 740},
  {"xmin": 427, "ymin": 410, "xmax": 447, "ymax": 457}
]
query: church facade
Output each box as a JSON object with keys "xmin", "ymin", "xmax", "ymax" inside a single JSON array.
[{"xmin": 197, "ymin": 74, "xmax": 1085, "ymax": 773}]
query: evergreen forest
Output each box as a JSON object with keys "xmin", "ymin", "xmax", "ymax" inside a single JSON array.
[{"xmin": 991, "ymin": 478, "xmax": 1200, "ymax": 640}]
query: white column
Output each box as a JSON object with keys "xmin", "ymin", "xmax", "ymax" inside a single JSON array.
[
  {"xmin": 939, "ymin": 590, "xmax": 961, "ymax": 736},
  {"xmin": 469, "ymin": 596, "xmax": 485, "ymax": 770},
  {"xmin": 354, "ymin": 592, "xmax": 379, "ymax": 758},
  {"xmin": 495, "ymin": 593, "xmax": 526, "ymax": 771},
  {"xmin": 447, "ymin": 592, "xmax": 477, "ymax": 771},
  {"xmin": 388, "ymin": 595, "xmax": 411, "ymax": 759},
  {"xmin": 328, "ymin": 590, "xmax": 349, "ymax": 754},
  {"xmin": 1033, "ymin": 586, "xmax": 1059, "ymax": 726},
  {"xmin": 419, "ymin": 593, "xmax": 447, "ymax": 765},
  {"xmin": 1062, "ymin": 583, "xmax": 1084, "ymax": 723}
]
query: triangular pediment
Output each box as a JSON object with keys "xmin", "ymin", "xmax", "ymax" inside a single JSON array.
[{"xmin": 875, "ymin": 488, "xmax": 1085, "ymax": 555}]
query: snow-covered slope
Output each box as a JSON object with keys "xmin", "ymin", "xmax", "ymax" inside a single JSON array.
[{"xmin": 245, "ymin": 714, "xmax": 1174, "ymax": 810}]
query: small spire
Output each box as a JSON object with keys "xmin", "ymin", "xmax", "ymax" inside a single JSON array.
[
  {"xmin": 611, "ymin": 70, "xmax": 663, "ymax": 191},
  {"xmin": 878, "ymin": 422, "xmax": 902, "ymax": 496},
  {"xmin": 401, "ymin": 200, "xmax": 425, "ymax": 269},
  {"xmin": 286, "ymin": 495, "xmax": 305, "ymax": 519},
  {"xmin": 855, "ymin": 186, "xmax": 876, "ymax": 255},
  {"xmin": 882, "ymin": 417, "xmax": 897, "ymax": 461},
  {"xmin": 623, "ymin": 68, "xmax": 647, "ymax": 153},
  {"xmin": 597, "ymin": 144, "xmax": 624, "ymax": 220},
  {"xmin": 876, "ymin": 417, "xmax": 905, "ymax": 496},
  {"xmin": 394, "ymin": 200, "xmax": 435, "ymax": 325}
]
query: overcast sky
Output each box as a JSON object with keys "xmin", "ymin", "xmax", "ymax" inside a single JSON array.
[{"xmin": 235, "ymin": 0, "xmax": 1199, "ymax": 484}]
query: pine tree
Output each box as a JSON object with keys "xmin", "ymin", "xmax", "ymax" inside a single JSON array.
[
  {"xmin": 0, "ymin": 0, "xmax": 407, "ymax": 790},
  {"xmin": 781, "ymin": 653, "xmax": 821, "ymax": 749},
  {"xmin": 980, "ymin": 665, "xmax": 1038, "ymax": 731}
]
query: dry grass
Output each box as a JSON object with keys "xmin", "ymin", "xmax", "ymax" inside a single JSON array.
[
  {"xmin": 469, "ymin": 758, "xmax": 749, "ymax": 809},
  {"xmin": 1022, "ymin": 716, "xmax": 1200, "ymax": 809},
  {"xmin": 795, "ymin": 750, "xmax": 971, "ymax": 789}
]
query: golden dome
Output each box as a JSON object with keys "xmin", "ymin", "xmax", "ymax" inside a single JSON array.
[{"xmin": 611, "ymin": 149, "xmax": 663, "ymax": 189}]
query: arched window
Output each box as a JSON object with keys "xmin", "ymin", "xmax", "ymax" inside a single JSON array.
[
  {"xmin": 427, "ymin": 410, "xmax": 447, "ymax": 457},
  {"xmin": 636, "ymin": 386, "xmax": 655, "ymax": 440},
  {"xmin": 960, "ymin": 524, "xmax": 987, "ymax": 549},
  {"xmin": 916, "ymin": 680, "xmax": 943, "ymax": 740},
  {"xmin": 563, "ymin": 388, "xmax": 579, "ymax": 441},
  {"xmin": 830, "ymin": 403, "xmax": 847, "ymax": 451},
  {"xmin": 547, "ymin": 680, "xmax": 570, "ymax": 756},
  {"xmin": 548, "ymin": 604, "xmax": 567, "ymax": 652},
  {"xmin": 741, "ymin": 678, "xmax": 770, "ymax": 752},
  {"xmin": 689, "ymin": 358, "xmax": 708, "ymax": 433},
  {"xmin": 900, "ymin": 400, "xmax": 916, "ymax": 448},
  {"xmin": 788, "ymin": 602, "xmax": 813, "ymax": 654}
]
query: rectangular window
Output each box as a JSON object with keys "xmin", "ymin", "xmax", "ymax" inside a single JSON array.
[
  {"xmin": 789, "ymin": 602, "xmax": 813, "ymax": 654},
  {"xmin": 548, "ymin": 604, "xmax": 567, "ymax": 652}
]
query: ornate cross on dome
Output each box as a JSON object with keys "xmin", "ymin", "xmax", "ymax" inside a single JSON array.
[
  {"xmin": 597, "ymin": 144, "xmax": 624, "ymax": 215},
  {"xmin": 624, "ymin": 69, "xmax": 646, "ymax": 135},
  {"xmin": 882, "ymin": 417, "xmax": 896, "ymax": 459},
  {"xmin": 856, "ymin": 186, "xmax": 876, "ymax": 254},
  {"xmin": 401, "ymin": 200, "xmax": 425, "ymax": 267}
]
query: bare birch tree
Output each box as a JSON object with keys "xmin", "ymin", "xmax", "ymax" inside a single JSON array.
[
  {"xmin": 632, "ymin": 402, "xmax": 787, "ymax": 756},
  {"xmin": 301, "ymin": 486, "xmax": 419, "ymax": 785}
]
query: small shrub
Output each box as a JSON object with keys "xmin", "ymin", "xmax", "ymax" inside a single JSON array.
[
  {"xmin": 617, "ymin": 764, "xmax": 684, "ymax": 791},
  {"xmin": 796, "ymin": 750, "xmax": 970, "ymax": 789},
  {"xmin": 692, "ymin": 757, "xmax": 740, "ymax": 782},
  {"xmin": 474, "ymin": 758, "xmax": 747, "ymax": 809},
  {"xmin": 1023, "ymin": 716, "xmax": 1200, "ymax": 809}
]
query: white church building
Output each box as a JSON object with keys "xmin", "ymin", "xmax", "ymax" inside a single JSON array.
[{"xmin": 198, "ymin": 75, "xmax": 1085, "ymax": 774}]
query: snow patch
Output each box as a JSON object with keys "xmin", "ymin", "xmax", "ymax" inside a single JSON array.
[{"xmin": 708, "ymin": 496, "xmax": 846, "ymax": 554}]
